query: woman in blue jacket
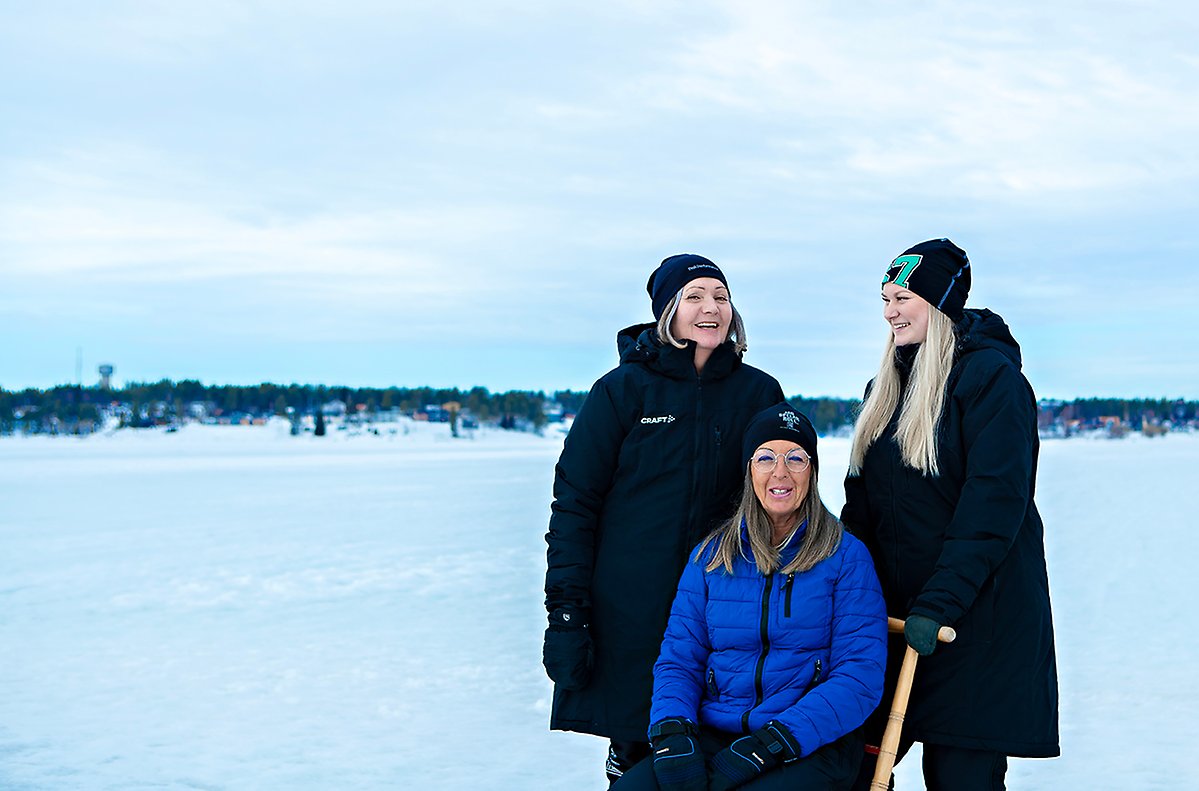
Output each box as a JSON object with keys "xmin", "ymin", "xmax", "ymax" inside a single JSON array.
[
  {"xmin": 615, "ymin": 403, "xmax": 887, "ymax": 791},
  {"xmin": 544, "ymin": 254, "xmax": 785, "ymax": 785}
]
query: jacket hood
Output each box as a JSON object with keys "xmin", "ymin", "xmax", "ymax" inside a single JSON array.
[
  {"xmin": 956, "ymin": 308, "xmax": 1022, "ymax": 369},
  {"xmin": 615, "ymin": 322, "xmax": 742, "ymax": 381}
]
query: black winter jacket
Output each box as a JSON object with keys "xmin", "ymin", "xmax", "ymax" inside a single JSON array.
[
  {"xmin": 841, "ymin": 309, "xmax": 1060, "ymax": 757},
  {"xmin": 545, "ymin": 323, "xmax": 784, "ymax": 741}
]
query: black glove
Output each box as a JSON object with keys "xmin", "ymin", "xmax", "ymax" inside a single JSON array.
[
  {"xmin": 542, "ymin": 608, "xmax": 592, "ymax": 690},
  {"xmin": 708, "ymin": 721, "xmax": 800, "ymax": 791},
  {"xmin": 904, "ymin": 614, "xmax": 942, "ymax": 657},
  {"xmin": 649, "ymin": 718, "xmax": 706, "ymax": 791}
]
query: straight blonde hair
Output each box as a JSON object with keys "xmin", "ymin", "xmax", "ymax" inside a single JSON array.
[
  {"xmin": 698, "ymin": 466, "xmax": 842, "ymax": 576},
  {"xmin": 848, "ymin": 308, "xmax": 956, "ymax": 476},
  {"xmin": 656, "ymin": 290, "xmax": 749, "ymax": 356}
]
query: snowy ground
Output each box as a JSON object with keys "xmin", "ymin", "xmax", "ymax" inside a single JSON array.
[{"xmin": 1, "ymin": 421, "xmax": 1195, "ymax": 790}]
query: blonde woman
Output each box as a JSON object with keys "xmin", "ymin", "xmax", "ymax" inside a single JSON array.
[
  {"xmin": 842, "ymin": 239, "xmax": 1059, "ymax": 790},
  {"xmin": 544, "ymin": 254, "xmax": 785, "ymax": 785},
  {"xmin": 616, "ymin": 403, "xmax": 886, "ymax": 791}
]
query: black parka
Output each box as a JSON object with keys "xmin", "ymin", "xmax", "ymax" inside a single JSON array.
[
  {"xmin": 841, "ymin": 309, "xmax": 1060, "ymax": 757},
  {"xmin": 545, "ymin": 323, "xmax": 784, "ymax": 742}
]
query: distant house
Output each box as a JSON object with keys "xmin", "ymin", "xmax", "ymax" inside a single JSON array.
[
  {"xmin": 423, "ymin": 405, "xmax": 449, "ymax": 423},
  {"xmin": 1036, "ymin": 401, "xmax": 1062, "ymax": 430}
]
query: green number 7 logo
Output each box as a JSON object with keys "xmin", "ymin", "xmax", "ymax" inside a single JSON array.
[{"xmin": 882, "ymin": 254, "xmax": 922, "ymax": 288}]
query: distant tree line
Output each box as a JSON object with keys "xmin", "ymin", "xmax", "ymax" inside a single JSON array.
[
  {"xmin": 1, "ymin": 381, "xmax": 1195, "ymax": 436},
  {"xmin": 1042, "ymin": 397, "xmax": 1194, "ymax": 423},
  {"xmin": 0, "ymin": 381, "xmax": 591, "ymax": 434},
  {"xmin": 785, "ymin": 396, "xmax": 863, "ymax": 434}
]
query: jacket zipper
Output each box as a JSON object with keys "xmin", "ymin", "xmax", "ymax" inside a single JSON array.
[
  {"xmin": 742, "ymin": 574, "xmax": 774, "ymax": 732},
  {"xmin": 784, "ymin": 573, "xmax": 795, "ymax": 617},
  {"xmin": 809, "ymin": 658, "xmax": 823, "ymax": 689},
  {"xmin": 684, "ymin": 378, "xmax": 705, "ymax": 551},
  {"xmin": 714, "ymin": 424, "xmax": 722, "ymax": 483},
  {"xmin": 712, "ymin": 424, "xmax": 724, "ymax": 499}
]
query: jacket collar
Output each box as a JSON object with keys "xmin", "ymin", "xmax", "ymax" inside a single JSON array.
[
  {"xmin": 739, "ymin": 517, "xmax": 810, "ymax": 569},
  {"xmin": 616, "ymin": 323, "xmax": 742, "ymax": 381}
]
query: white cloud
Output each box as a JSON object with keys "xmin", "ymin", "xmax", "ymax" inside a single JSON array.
[
  {"xmin": 1, "ymin": 145, "xmax": 531, "ymax": 283},
  {"xmin": 620, "ymin": 1, "xmax": 1199, "ymax": 200},
  {"xmin": 2, "ymin": 1, "xmax": 1197, "ymax": 393}
]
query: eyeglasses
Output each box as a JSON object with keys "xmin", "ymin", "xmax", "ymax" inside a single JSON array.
[{"xmin": 751, "ymin": 449, "xmax": 811, "ymax": 474}]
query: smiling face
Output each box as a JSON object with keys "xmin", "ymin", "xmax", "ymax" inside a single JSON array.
[
  {"xmin": 669, "ymin": 277, "xmax": 732, "ymax": 353},
  {"xmin": 882, "ymin": 282, "xmax": 931, "ymax": 345},
  {"xmin": 750, "ymin": 439, "xmax": 812, "ymax": 536}
]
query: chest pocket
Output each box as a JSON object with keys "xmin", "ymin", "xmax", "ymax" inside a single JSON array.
[{"xmin": 779, "ymin": 572, "xmax": 835, "ymax": 648}]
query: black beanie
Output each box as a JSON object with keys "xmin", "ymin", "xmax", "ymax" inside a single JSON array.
[
  {"xmin": 881, "ymin": 238, "xmax": 971, "ymax": 322},
  {"xmin": 742, "ymin": 402, "xmax": 818, "ymax": 473},
  {"xmin": 646, "ymin": 253, "xmax": 729, "ymax": 320}
]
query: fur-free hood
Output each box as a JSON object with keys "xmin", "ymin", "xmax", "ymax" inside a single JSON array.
[{"xmin": 956, "ymin": 308, "xmax": 1023, "ymax": 369}]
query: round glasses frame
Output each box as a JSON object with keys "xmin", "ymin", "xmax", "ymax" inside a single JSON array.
[{"xmin": 751, "ymin": 449, "xmax": 811, "ymax": 474}]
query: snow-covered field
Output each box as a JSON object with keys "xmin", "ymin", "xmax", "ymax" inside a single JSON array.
[{"xmin": 1, "ymin": 421, "xmax": 1195, "ymax": 790}]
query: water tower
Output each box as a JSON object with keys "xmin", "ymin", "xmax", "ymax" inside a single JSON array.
[{"xmin": 98, "ymin": 364, "xmax": 114, "ymax": 390}]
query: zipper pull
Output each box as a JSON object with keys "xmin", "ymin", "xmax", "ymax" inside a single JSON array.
[
  {"xmin": 784, "ymin": 573, "xmax": 795, "ymax": 618},
  {"xmin": 715, "ymin": 425, "xmax": 722, "ymax": 447},
  {"xmin": 809, "ymin": 659, "xmax": 822, "ymax": 688}
]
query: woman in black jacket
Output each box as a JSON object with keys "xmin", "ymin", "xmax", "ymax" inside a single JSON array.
[
  {"xmin": 543, "ymin": 254, "xmax": 785, "ymax": 785},
  {"xmin": 841, "ymin": 239, "xmax": 1059, "ymax": 790}
]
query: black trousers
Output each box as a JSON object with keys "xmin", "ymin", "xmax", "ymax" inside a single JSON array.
[
  {"xmin": 850, "ymin": 739, "xmax": 1008, "ymax": 791},
  {"xmin": 607, "ymin": 740, "xmax": 652, "ymax": 786},
  {"xmin": 613, "ymin": 728, "xmax": 863, "ymax": 791}
]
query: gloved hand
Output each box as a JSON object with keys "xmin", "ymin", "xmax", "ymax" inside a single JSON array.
[
  {"xmin": 542, "ymin": 608, "xmax": 592, "ymax": 690},
  {"xmin": 649, "ymin": 717, "xmax": 706, "ymax": 791},
  {"xmin": 708, "ymin": 721, "xmax": 800, "ymax": 791},
  {"xmin": 904, "ymin": 614, "xmax": 942, "ymax": 656}
]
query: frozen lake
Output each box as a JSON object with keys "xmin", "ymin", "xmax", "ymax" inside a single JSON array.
[{"xmin": 1, "ymin": 421, "xmax": 1196, "ymax": 789}]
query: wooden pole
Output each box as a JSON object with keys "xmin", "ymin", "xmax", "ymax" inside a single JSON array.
[{"xmin": 870, "ymin": 617, "xmax": 956, "ymax": 790}]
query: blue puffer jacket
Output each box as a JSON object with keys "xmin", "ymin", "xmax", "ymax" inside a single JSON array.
[{"xmin": 650, "ymin": 521, "xmax": 888, "ymax": 756}]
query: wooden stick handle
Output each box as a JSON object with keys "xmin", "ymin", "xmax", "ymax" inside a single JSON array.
[
  {"xmin": 886, "ymin": 616, "xmax": 956, "ymax": 643},
  {"xmin": 869, "ymin": 616, "xmax": 957, "ymax": 789},
  {"xmin": 871, "ymin": 645, "xmax": 918, "ymax": 789}
]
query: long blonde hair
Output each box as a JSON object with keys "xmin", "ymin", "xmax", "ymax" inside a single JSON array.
[
  {"xmin": 698, "ymin": 465, "xmax": 842, "ymax": 576},
  {"xmin": 848, "ymin": 308, "xmax": 956, "ymax": 476},
  {"xmin": 655, "ymin": 290, "xmax": 749, "ymax": 356}
]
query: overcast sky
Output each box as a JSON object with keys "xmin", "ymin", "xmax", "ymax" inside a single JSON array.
[{"xmin": 3, "ymin": 1, "xmax": 1197, "ymax": 398}]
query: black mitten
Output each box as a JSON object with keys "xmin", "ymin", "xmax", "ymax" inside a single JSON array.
[
  {"xmin": 904, "ymin": 614, "xmax": 942, "ymax": 656},
  {"xmin": 542, "ymin": 608, "xmax": 592, "ymax": 690},
  {"xmin": 708, "ymin": 721, "xmax": 800, "ymax": 791},
  {"xmin": 649, "ymin": 718, "xmax": 707, "ymax": 791}
]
